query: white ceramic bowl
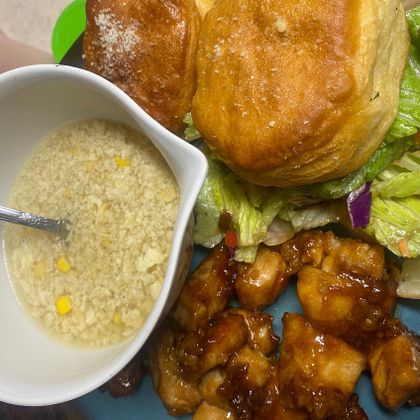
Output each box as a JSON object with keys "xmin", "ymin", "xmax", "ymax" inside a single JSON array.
[{"xmin": 0, "ymin": 64, "xmax": 207, "ymax": 405}]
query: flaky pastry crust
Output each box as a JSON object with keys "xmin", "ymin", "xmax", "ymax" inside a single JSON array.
[
  {"xmin": 84, "ymin": 0, "xmax": 200, "ymax": 132},
  {"xmin": 192, "ymin": 0, "xmax": 410, "ymax": 186}
]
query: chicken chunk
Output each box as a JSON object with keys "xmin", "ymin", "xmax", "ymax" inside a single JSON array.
[
  {"xmin": 297, "ymin": 264, "xmax": 397, "ymax": 350},
  {"xmin": 368, "ymin": 333, "xmax": 420, "ymax": 409},
  {"xmin": 176, "ymin": 312, "xmax": 248, "ymax": 380},
  {"xmin": 199, "ymin": 369, "xmax": 227, "ymax": 409},
  {"xmin": 235, "ymin": 247, "xmax": 289, "ymax": 309},
  {"xmin": 269, "ymin": 405, "xmax": 310, "ymax": 420},
  {"xmin": 148, "ymin": 326, "xmax": 202, "ymax": 416},
  {"xmin": 217, "ymin": 352, "xmax": 277, "ymax": 420},
  {"xmin": 216, "ymin": 354, "xmax": 310, "ymax": 420},
  {"xmin": 277, "ymin": 313, "xmax": 366, "ymax": 419},
  {"xmin": 193, "ymin": 402, "xmax": 233, "ymax": 420},
  {"xmin": 280, "ymin": 230, "xmax": 327, "ymax": 274},
  {"xmin": 334, "ymin": 394, "xmax": 368, "ymax": 420},
  {"xmin": 171, "ymin": 244, "xmax": 236, "ymax": 331},
  {"xmin": 228, "ymin": 308, "xmax": 279, "ymax": 355},
  {"xmin": 100, "ymin": 350, "xmax": 144, "ymax": 398},
  {"xmin": 321, "ymin": 232, "xmax": 385, "ymax": 279},
  {"xmin": 227, "ymin": 346, "xmax": 272, "ymax": 389},
  {"xmin": 281, "ymin": 230, "xmax": 385, "ymax": 278}
]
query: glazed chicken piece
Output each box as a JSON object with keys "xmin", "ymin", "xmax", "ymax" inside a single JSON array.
[
  {"xmin": 100, "ymin": 350, "xmax": 144, "ymax": 398},
  {"xmin": 368, "ymin": 333, "xmax": 420, "ymax": 409},
  {"xmin": 228, "ymin": 308, "xmax": 279, "ymax": 355},
  {"xmin": 217, "ymin": 348, "xmax": 277, "ymax": 420},
  {"xmin": 297, "ymin": 263, "xmax": 397, "ymax": 350},
  {"xmin": 193, "ymin": 401, "xmax": 233, "ymax": 420},
  {"xmin": 216, "ymin": 349, "xmax": 310, "ymax": 420},
  {"xmin": 280, "ymin": 230, "xmax": 327, "ymax": 275},
  {"xmin": 280, "ymin": 229, "xmax": 397, "ymax": 351},
  {"xmin": 176, "ymin": 312, "xmax": 248, "ymax": 380},
  {"xmin": 226, "ymin": 346, "xmax": 272, "ymax": 389},
  {"xmin": 171, "ymin": 244, "xmax": 236, "ymax": 331},
  {"xmin": 235, "ymin": 246, "xmax": 289, "ymax": 310},
  {"xmin": 280, "ymin": 230, "xmax": 385, "ymax": 278},
  {"xmin": 199, "ymin": 346, "xmax": 307, "ymax": 420},
  {"xmin": 277, "ymin": 313, "xmax": 366, "ymax": 419},
  {"xmin": 199, "ymin": 369, "xmax": 227, "ymax": 409},
  {"xmin": 321, "ymin": 231, "xmax": 386, "ymax": 279},
  {"xmin": 333, "ymin": 394, "xmax": 368, "ymax": 420},
  {"xmin": 267, "ymin": 405, "xmax": 309, "ymax": 420},
  {"xmin": 148, "ymin": 325, "xmax": 202, "ymax": 416}
]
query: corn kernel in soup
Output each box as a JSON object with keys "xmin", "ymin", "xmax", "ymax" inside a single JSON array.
[{"xmin": 4, "ymin": 120, "xmax": 179, "ymax": 348}]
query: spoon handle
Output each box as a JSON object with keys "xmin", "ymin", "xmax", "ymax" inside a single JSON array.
[{"xmin": 0, "ymin": 205, "xmax": 69, "ymax": 239}]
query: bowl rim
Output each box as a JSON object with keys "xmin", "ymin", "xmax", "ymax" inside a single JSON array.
[{"xmin": 0, "ymin": 64, "xmax": 208, "ymax": 405}]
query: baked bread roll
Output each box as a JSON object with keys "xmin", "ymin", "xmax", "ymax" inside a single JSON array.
[
  {"xmin": 84, "ymin": 0, "xmax": 200, "ymax": 132},
  {"xmin": 192, "ymin": 0, "xmax": 410, "ymax": 187}
]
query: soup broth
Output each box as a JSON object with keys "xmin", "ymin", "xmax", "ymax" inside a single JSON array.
[{"xmin": 4, "ymin": 119, "xmax": 179, "ymax": 347}]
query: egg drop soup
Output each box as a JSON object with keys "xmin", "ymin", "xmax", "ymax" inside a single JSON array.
[{"xmin": 3, "ymin": 120, "xmax": 179, "ymax": 347}]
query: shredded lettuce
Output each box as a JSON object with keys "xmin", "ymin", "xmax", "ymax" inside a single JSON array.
[
  {"xmin": 193, "ymin": 156, "xmax": 342, "ymax": 261},
  {"xmin": 264, "ymin": 219, "xmax": 296, "ymax": 246},
  {"xmin": 278, "ymin": 202, "xmax": 342, "ymax": 232},
  {"xmin": 397, "ymin": 257, "xmax": 420, "ymax": 299},
  {"xmin": 375, "ymin": 172, "xmax": 420, "ymax": 198},
  {"xmin": 301, "ymin": 138, "xmax": 413, "ymax": 199},
  {"xmin": 193, "ymin": 159, "xmax": 275, "ymax": 261},
  {"xmin": 234, "ymin": 246, "xmax": 259, "ymax": 263},
  {"xmin": 183, "ymin": 112, "xmax": 201, "ymax": 141},
  {"xmin": 386, "ymin": 7, "xmax": 420, "ymax": 141},
  {"xmin": 193, "ymin": 156, "xmax": 325, "ymax": 260},
  {"xmin": 406, "ymin": 6, "xmax": 420, "ymax": 51},
  {"xmin": 385, "ymin": 45, "xmax": 420, "ymax": 142},
  {"xmin": 193, "ymin": 160, "xmax": 225, "ymax": 248},
  {"xmin": 193, "ymin": 147, "xmax": 419, "ymax": 262},
  {"xmin": 364, "ymin": 150, "xmax": 420, "ymax": 257}
]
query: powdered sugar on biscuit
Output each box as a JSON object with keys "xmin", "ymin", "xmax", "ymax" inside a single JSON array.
[{"xmin": 94, "ymin": 9, "xmax": 140, "ymax": 79}]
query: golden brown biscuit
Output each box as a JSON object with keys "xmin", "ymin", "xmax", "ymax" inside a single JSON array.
[
  {"xmin": 84, "ymin": 0, "xmax": 200, "ymax": 132},
  {"xmin": 192, "ymin": 0, "xmax": 409, "ymax": 187}
]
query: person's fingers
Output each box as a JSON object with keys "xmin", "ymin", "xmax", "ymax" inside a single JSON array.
[{"xmin": 0, "ymin": 35, "xmax": 54, "ymax": 73}]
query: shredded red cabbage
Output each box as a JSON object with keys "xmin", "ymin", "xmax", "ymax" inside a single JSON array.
[
  {"xmin": 227, "ymin": 246, "xmax": 236, "ymax": 259},
  {"xmin": 346, "ymin": 182, "xmax": 372, "ymax": 229}
]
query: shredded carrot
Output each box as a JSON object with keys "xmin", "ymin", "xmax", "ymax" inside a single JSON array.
[
  {"xmin": 398, "ymin": 239, "xmax": 411, "ymax": 258},
  {"xmin": 225, "ymin": 230, "xmax": 238, "ymax": 248}
]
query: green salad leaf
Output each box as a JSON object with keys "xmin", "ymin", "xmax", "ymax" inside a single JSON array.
[
  {"xmin": 385, "ymin": 45, "xmax": 420, "ymax": 142},
  {"xmin": 194, "ymin": 159, "xmax": 271, "ymax": 262},
  {"xmin": 193, "ymin": 160, "xmax": 225, "ymax": 248},
  {"xmin": 194, "ymin": 155, "xmax": 343, "ymax": 261},
  {"xmin": 278, "ymin": 202, "xmax": 342, "ymax": 232},
  {"xmin": 183, "ymin": 112, "xmax": 201, "ymax": 141},
  {"xmin": 301, "ymin": 138, "xmax": 412, "ymax": 199},
  {"xmin": 364, "ymin": 150, "xmax": 420, "ymax": 258},
  {"xmin": 406, "ymin": 6, "xmax": 420, "ymax": 51}
]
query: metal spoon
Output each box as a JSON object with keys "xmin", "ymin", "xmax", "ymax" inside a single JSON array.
[{"xmin": 0, "ymin": 205, "xmax": 70, "ymax": 240}]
